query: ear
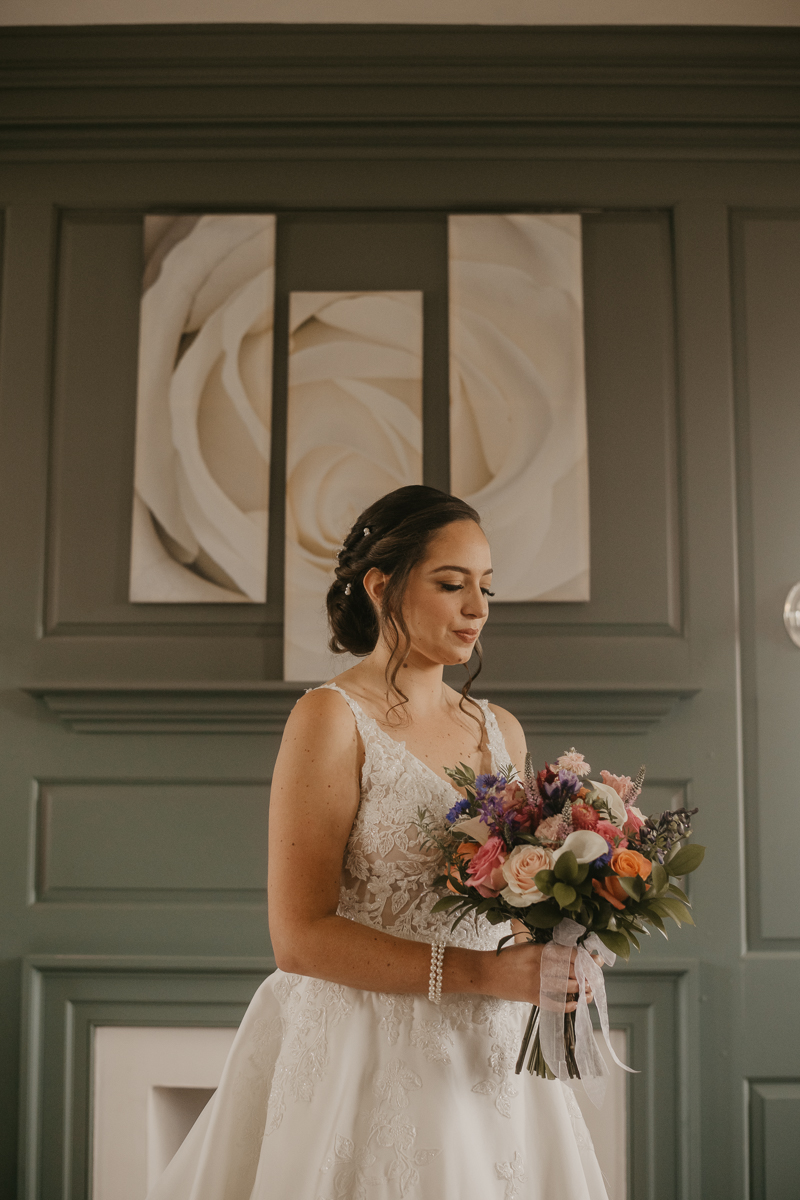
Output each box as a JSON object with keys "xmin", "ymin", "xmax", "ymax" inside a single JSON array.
[{"xmin": 363, "ymin": 567, "xmax": 389, "ymax": 612}]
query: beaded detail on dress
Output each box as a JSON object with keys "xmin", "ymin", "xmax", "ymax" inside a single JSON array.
[{"xmin": 318, "ymin": 682, "xmax": 510, "ymax": 953}]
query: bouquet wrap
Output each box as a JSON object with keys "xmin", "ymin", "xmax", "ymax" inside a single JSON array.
[{"xmin": 539, "ymin": 918, "xmax": 633, "ymax": 1104}]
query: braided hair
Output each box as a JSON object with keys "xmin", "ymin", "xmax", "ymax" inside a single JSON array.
[{"xmin": 326, "ymin": 485, "xmax": 485, "ymax": 723}]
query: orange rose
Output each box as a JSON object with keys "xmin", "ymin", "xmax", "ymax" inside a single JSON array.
[
  {"xmin": 446, "ymin": 841, "xmax": 480, "ymax": 893},
  {"xmin": 592, "ymin": 877, "xmax": 627, "ymax": 910},
  {"xmin": 611, "ymin": 849, "xmax": 652, "ymax": 880}
]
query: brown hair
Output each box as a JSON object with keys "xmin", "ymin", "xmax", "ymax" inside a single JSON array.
[{"xmin": 326, "ymin": 485, "xmax": 485, "ymax": 724}]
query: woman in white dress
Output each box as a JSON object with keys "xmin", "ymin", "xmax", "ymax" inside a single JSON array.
[{"xmin": 148, "ymin": 485, "xmax": 608, "ymax": 1200}]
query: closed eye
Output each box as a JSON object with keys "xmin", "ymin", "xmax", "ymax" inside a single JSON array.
[{"xmin": 440, "ymin": 583, "xmax": 495, "ymax": 597}]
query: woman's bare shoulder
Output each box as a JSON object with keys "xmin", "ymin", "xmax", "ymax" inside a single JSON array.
[{"xmin": 284, "ymin": 686, "xmax": 358, "ymax": 744}]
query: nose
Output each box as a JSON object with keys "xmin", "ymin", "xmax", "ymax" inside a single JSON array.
[{"xmin": 464, "ymin": 583, "xmax": 489, "ymax": 620}]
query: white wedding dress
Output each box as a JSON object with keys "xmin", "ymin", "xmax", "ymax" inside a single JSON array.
[{"xmin": 147, "ymin": 684, "xmax": 608, "ymax": 1200}]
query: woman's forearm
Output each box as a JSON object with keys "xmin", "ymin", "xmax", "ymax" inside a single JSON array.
[
  {"xmin": 269, "ymin": 912, "xmax": 567, "ymax": 1007},
  {"xmin": 271, "ymin": 912, "xmax": 491, "ymax": 997}
]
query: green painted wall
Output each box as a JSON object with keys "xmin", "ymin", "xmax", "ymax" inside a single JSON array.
[{"xmin": 1, "ymin": 24, "xmax": 799, "ymax": 1200}]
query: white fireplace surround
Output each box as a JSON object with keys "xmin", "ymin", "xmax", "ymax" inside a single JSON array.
[{"xmin": 92, "ymin": 1024, "xmax": 628, "ymax": 1199}]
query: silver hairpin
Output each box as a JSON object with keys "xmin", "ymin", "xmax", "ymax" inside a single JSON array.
[
  {"xmin": 363, "ymin": 527, "xmax": 370, "ymax": 537},
  {"xmin": 344, "ymin": 583, "xmax": 352, "ymax": 596}
]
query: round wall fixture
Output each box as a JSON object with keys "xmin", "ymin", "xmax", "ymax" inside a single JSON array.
[{"xmin": 784, "ymin": 582, "xmax": 800, "ymax": 647}]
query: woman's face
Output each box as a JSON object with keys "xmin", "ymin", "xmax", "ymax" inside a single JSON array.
[{"xmin": 399, "ymin": 519, "xmax": 493, "ymax": 668}]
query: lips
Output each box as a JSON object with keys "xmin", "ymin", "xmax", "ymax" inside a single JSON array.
[{"xmin": 453, "ymin": 629, "xmax": 480, "ymax": 642}]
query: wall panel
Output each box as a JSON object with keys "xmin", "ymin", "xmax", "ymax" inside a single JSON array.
[
  {"xmin": 749, "ymin": 1082, "xmax": 800, "ymax": 1200},
  {"xmin": 732, "ymin": 211, "xmax": 800, "ymax": 948},
  {"xmin": 35, "ymin": 781, "xmax": 269, "ymax": 904}
]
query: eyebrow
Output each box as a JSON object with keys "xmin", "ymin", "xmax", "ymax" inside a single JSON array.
[{"xmin": 430, "ymin": 565, "xmax": 493, "ymax": 576}]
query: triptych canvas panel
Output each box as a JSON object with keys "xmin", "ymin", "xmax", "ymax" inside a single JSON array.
[{"xmin": 130, "ymin": 213, "xmax": 589, "ymax": 679}]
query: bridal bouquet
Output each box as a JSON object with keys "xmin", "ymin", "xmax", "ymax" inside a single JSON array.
[{"xmin": 418, "ymin": 749, "xmax": 704, "ymax": 1100}]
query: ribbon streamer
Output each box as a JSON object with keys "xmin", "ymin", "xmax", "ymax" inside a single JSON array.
[{"xmin": 539, "ymin": 917, "xmax": 636, "ymax": 1106}]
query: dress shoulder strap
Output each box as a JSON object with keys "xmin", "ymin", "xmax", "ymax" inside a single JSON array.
[{"xmin": 475, "ymin": 698, "xmax": 513, "ymax": 773}]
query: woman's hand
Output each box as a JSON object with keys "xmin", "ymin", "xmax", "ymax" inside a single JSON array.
[{"xmin": 472, "ymin": 942, "xmax": 589, "ymax": 1010}]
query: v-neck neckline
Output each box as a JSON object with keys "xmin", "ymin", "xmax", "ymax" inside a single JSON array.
[{"xmin": 324, "ymin": 683, "xmax": 493, "ymax": 799}]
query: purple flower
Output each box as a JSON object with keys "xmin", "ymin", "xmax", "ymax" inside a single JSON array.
[
  {"xmin": 592, "ymin": 849, "xmax": 612, "ymax": 868},
  {"xmin": 446, "ymin": 797, "xmax": 471, "ymax": 824}
]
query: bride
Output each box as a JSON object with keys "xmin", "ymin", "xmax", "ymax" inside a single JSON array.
[{"xmin": 148, "ymin": 485, "xmax": 608, "ymax": 1200}]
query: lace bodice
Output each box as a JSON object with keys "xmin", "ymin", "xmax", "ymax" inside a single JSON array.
[{"xmin": 318, "ymin": 683, "xmax": 512, "ymax": 953}]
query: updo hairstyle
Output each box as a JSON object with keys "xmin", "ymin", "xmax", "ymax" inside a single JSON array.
[{"xmin": 327, "ymin": 485, "xmax": 484, "ymax": 721}]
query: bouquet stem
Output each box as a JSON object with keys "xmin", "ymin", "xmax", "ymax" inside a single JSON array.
[{"xmin": 514, "ymin": 1005, "xmax": 580, "ymax": 1080}]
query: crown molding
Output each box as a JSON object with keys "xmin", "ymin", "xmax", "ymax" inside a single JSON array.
[
  {"xmin": 23, "ymin": 681, "xmax": 699, "ymax": 734},
  {"xmin": 1, "ymin": 25, "xmax": 799, "ymax": 160}
]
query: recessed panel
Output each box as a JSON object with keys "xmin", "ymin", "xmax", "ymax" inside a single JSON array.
[
  {"xmin": 749, "ymin": 1081, "xmax": 800, "ymax": 1200},
  {"xmin": 46, "ymin": 211, "xmax": 273, "ymax": 634},
  {"xmin": 733, "ymin": 212, "xmax": 800, "ymax": 944},
  {"xmin": 36, "ymin": 782, "xmax": 269, "ymax": 902},
  {"xmin": 488, "ymin": 211, "xmax": 681, "ymax": 630}
]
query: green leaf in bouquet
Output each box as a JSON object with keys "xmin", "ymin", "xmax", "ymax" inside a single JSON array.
[
  {"xmin": 596, "ymin": 929, "xmax": 631, "ymax": 959},
  {"xmin": 641, "ymin": 907, "xmax": 668, "ymax": 937},
  {"xmin": 534, "ymin": 870, "xmax": 555, "ymax": 896},
  {"xmin": 667, "ymin": 882, "xmax": 690, "ymax": 904},
  {"xmin": 617, "ymin": 875, "xmax": 646, "ymax": 902},
  {"xmin": 649, "ymin": 862, "xmax": 669, "ymax": 896},
  {"xmin": 665, "ymin": 843, "xmax": 706, "ymax": 876},
  {"xmin": 575, "ymin": 863, "xmax": 591, "ymax": 885},
  {"xmin": 554, "ymin": 851, "xmax": 579, "ymax": 886},
  {"xmin": 430, "ymin": 895, "xmax": 465, "ymax": 912},
  {"xmin": 524, "ymin": 901, "xmax": 561, "ymax": 930},
  {"xmin": 486, "ymin": 907, "xmax": 509, "ymax": 925},
  {"xmin": 651, "ymin": 896, "xmax": 695, "ymax": 926},
  {"xmin": 495, "ymin": 932, "xmax": 517, "ymax": 952},
  {"xmin": 553, "ymin": 882, "xmax": 578, "ymax": 908},
  {"xmin": 622, "ymin": 925, "xmax": 641, "ymax": 951}
]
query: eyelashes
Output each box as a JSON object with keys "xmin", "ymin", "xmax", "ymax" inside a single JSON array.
[{"xmin": 440, "ymin": 583, "xmax": 495, "ymax": 597}]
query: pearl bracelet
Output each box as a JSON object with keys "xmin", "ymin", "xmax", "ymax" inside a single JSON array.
[{"xmin": 428, "ymin": 938, "xmax": 446, "ymax": 1005}]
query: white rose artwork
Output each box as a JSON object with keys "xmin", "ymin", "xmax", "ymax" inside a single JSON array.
[
  {"xmin": 449, "ymin": 214, "xmax": 590, "ymax": 601},
  {"xmin": 130, "ymin": 213, "xmax": 275, "ymax": 602},
  {"xmin": 284, "ymin": 291, "xmax": 423, "ymax": 681}
]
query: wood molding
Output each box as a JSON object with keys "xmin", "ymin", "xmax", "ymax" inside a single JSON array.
[
  {"xmin": 23, "ymin": 681, "xmax": 699, "ymax": 733},
  {"xmin": 1, "ymin": 26, "xmax": 799, "ymax": 160}
]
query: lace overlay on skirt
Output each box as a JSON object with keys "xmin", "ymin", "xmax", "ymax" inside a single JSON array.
[{"xmin": 146, "ymin": 685, "xmax": 608, "ymax": 1200}]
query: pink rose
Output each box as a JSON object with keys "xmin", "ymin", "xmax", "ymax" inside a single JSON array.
[
  {"xmin": 596, "ymin": 819, "xmax": 628, "ymax": 850},
  {"xmin": 466, "ymin": 835, "xmax": 508, "ymax": 897},
  {"xmin": 500, "ymin": 845, "xmax": 554, "ymax": 906}
]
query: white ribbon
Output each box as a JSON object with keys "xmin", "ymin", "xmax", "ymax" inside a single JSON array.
[{"xmin": 539, "ymin": 917, "xmax": 636, "ymax": 1106}]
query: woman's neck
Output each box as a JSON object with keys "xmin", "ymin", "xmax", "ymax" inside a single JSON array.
[{"xmin": 342, "ymin": 638, "xmax": 451, "ymax": 722}]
